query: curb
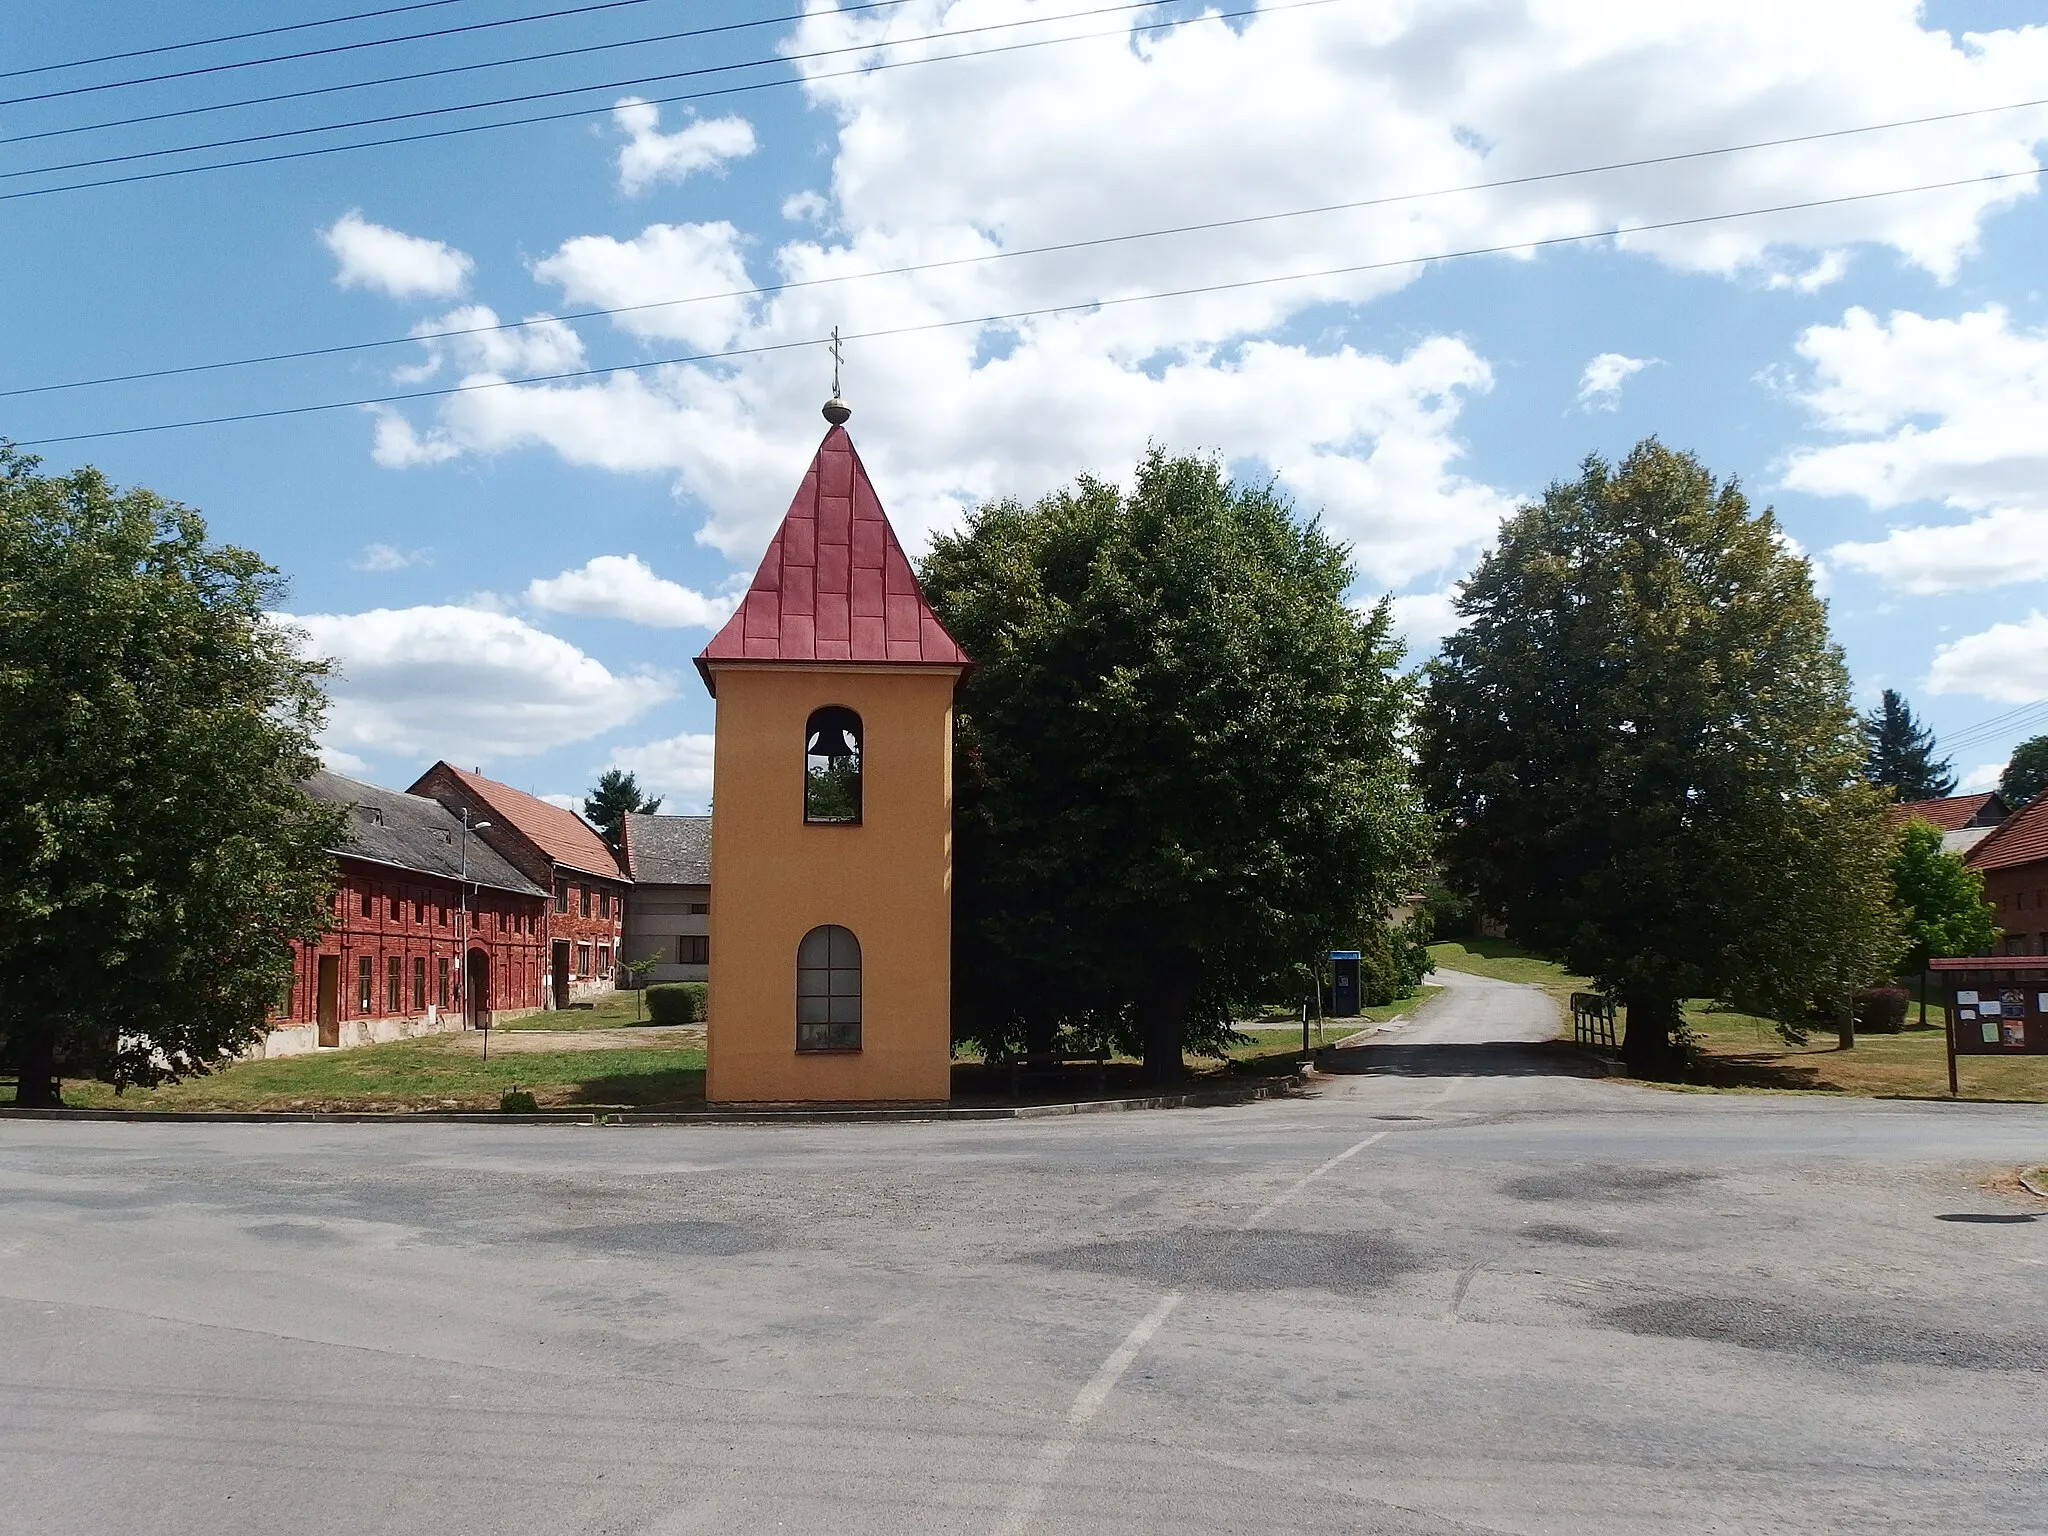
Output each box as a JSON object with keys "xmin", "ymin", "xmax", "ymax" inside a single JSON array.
[
  {"xmin": 2020, "ymin": 1168, "xmax": 2048, "ymax": 1201},
  {"xmin": 0, "ymin": 1076, "xmax": 1304, "ymax": 1128}
]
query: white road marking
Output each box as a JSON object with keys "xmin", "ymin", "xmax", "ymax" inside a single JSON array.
[{"xmin": 996, "ymin": 1125, "xmax": 1397, "ymax": 1532}]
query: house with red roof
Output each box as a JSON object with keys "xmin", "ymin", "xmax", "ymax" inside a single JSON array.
[
  {"xmin": 409, "ymin": 763, "xmax": 631, "ymax": 1008},
  {"xmin": 1966, "ymin": 793, "xmax": 2048, "ymax": 956},
  {"xmin": 1889, "ymin": 790, "xmax": 2010, "ymax": 857}
]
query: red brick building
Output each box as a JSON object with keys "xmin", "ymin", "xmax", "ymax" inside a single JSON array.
[
  {"xmin": 410, "ymin": 762, "xmax": 631, "ymax": 1008},
  {"xmin": 1967, "ymin": 792, "xmax": 2048, "ymax": 955},
  {"xmin": 267, "ymin": 771, "xmax": 550, "ymax": 1055}
]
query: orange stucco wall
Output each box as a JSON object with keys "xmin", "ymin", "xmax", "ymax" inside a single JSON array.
[{"xmin": 704, "ymin": 662, "xmax": 960, "ymax": 1103}]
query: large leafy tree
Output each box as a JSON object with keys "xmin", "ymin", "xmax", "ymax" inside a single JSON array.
[
  {"xmin": 1998, "ymin": 735, "xmax": 2048, "ymax": 807},
  {"xmin": 0, "ymin": 448, "xmax": 346, "ymax": 1107},
  {"xmin": 1419, "ymin": 441, "xmax": 1899, "ymax": 1074},
  {"xmin": 1890, "ymin": 818, "xmax": 1998, "ymax": 1024},
  {"xmin": 583, "ymin": 767, "xmax": 661, "ymax": 843},
  {"xmin": 921, "ymin": 448, "xmax": 1431, "ymax": 1084},
  {"xmin": 1862, "ymin": 687, "xmax": 1955, "ymax": 801}
]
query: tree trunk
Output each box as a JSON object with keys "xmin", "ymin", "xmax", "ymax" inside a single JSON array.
[
  {"xmin": 1837, "ymin": 1008, "xmax": 1856, "ymax": 1051},
  {"xmin": 13, "ymin": 1023, "xmax": 61, "ymax": 1109},
  {"xmin": 1919, "ymin": 966, "xmax": 1929, "ymax": 1030},
  {"xmin": 1620, "ymin": 992, "xmax": 1683, "ymax": 1078},
  {"xmin": 1138, "ymin": 968, "xmax": 1196, "ymax": 1087}
]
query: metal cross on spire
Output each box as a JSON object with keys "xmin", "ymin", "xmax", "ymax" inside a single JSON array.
[{"xmin": 822, "ymin": 325, "xmax": 852, "ymax": 425}]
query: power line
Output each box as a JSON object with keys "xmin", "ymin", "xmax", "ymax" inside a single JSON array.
[
  {"xmin": 0, "ymin": 0, "xmax": 1335, "ymax": 201},
  {"xmin": 9, "ymin": 102, "xmax": 2045, "ymax": 401},
  {"xmin": 1, "ymin": 0, "xmax": 919, "ymax": 149},
  {"xmin": 0, "ymin": 0, "xmax": 1162, "ymax": 178},
  {"xmin": 1942, "ymin": 701, "xmax": 2048, "ymax": 755},
  {"xmin": 0, "ymin": 0, "xmax": 664, "ymax": 108},
  {"xmin": 15, "ymin": 168, "xmax": 2041, "ymax": 448},
  {"xmin": 2, "ymin": 0, "xmax": 473, "ymax": 80}
]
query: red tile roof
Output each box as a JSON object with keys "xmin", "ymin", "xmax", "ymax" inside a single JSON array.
[
  {"xmin": 1889, "ymin": 792, "xmax": 2004, "ymax": 833},
  {"xmin": 697, "ymin": 424, "xmax": 968, "ymax": 691},
  {"xmin": 1966, "ymin": 793, "xmax": 2048, "ymax": 871},
  {"xmin": 416, "ymin": 763, "xmax": 624, "ymax": 881}
]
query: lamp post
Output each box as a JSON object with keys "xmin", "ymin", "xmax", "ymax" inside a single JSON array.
[{"xmin": 458, "ymin": 811, "xmax": 492, "ymax": 1058}]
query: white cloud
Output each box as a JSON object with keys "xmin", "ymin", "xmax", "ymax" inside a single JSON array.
[
  {"xmin": 605, "ymin": 731, "xmax": 715, "ymax": 812},
  {"xmin": 351, "ymin": 542, "xmax": 430, "ymax": 572},
  {"xmin": 1927, "ymin": 612, "xmax": 2048, "ymax": 703},
  {"xmin": 539, "ymin": 792, "xmax": 582, "ymax": 811},
  {"xmin": 365, "ymin": 1, "xmax": 2048, "ymax": 585},
  {"xmin": 525, "ymin": 554, "xmax": 738, "ymax": 628},
  {"xmin": 1961, "ymin": 762, "xmax": 2005, "ymax": 793},
  {"xmin": 1793, "ymin": 306, "xmax": 2048, "ymax": 593},
  {"xmin": 285, "ymin": 605, "xmax": 674, "ymax": 760},
  {"xmin": 611, "ymin": 98, "xmax": 756, "ymax": 195},
  {"xmin": 1577, "ymin": 352, "xmax": 1654, "ymax": 410},
  {"xmin": 531, "ymin": 223, "xmax": 754, "ymax": 349},
  {"xmin": 320, "ymin": 211, "xmax": 473, "ymax": 300},
  {"xmin": 1388, "ymin": 587, "xmax": 1463, "ymax": 660}
]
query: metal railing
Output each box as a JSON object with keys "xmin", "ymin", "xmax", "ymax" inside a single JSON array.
[{"xmin": 1570, "ymin": 991, "xmax": 1618, "ymax": 1049}]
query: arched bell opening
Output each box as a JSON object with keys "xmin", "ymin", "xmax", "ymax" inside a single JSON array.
[{"xmin": 804, "ymin": 705, "xmax": 863, "ymax": 823}]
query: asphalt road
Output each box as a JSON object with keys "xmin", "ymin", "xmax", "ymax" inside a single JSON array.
[{"xmin": 4, "ymin": 976, "xmax": 2045, "ymax": 1535}]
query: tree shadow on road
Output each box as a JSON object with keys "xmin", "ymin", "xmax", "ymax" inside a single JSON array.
[{"xmin": 1315, "ymin": 1040, "xmax": 1606, "ymax": 1078}]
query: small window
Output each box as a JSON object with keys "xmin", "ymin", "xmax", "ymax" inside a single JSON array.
[
  {"xmin": 688, "ymin": 902, "xmax": 708, "ymax": 915},
  {"xmin": 579, "ymin": 887, "xmax": 591, "ymax": 919},
  {"xmin": 554, "ymin": 880, "xmax": 569, "ymax": 914},
  {"xmin": 796, "ymin": 924, "xmax": 861, "ymax": 1050},
  {"xmin": 437, "ymin": 957, "xmax": 451, "ymax": 1009},
  {"xmin": 678, "ymin": 935, "xmax": 709, "ymax": 965},
  {"xmin": 387, "ymin": 955, "xmax": 401, "ymax": 1012},
  {"xmin": 413, "ymin": 956, "xmax": 427, "ymax": 1010},
  {"xmin": 805, "ymin": 706, "xmax": 863, "ymax": 823},
  {"xmin": 598, "ymin": 944, "xmax": 611, "ymax": 975},
  {"xmin": 577, "ymin": 942, "xmax": 592, "ymax": 976},
  {"xmin": 599, "ymin": 891, "xmax": 610, "ymax": 919},
  {"xmin": 357, "ymin": 955, "xmax": 374, "ymax": 1015},
  {"xmin": 388, "ymin": 895, "xmax": 399, "ymax": 921},
  {"xmin": 360, "ymin": 889, "xmax": 372, "ymax": 919}
]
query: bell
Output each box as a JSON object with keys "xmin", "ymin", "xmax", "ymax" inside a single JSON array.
[{"xmin": 809, "ymin": 724, "xmax": 855, "ymax": 760}]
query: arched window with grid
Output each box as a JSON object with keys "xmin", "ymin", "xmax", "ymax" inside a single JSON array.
[{"xmin": 796, "ymin": 924, "xmax": 861, "ymax": 1051}]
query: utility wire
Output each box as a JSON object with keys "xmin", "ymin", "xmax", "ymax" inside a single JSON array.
[
  {"xmin": 0, "ymin": 0, "xmax": 664, "ymax": 108},
  {"xmin": 15, "ymin": 167, "xmax": 2041, "ymax": 448},
  {"xmin": 8, "ymin": 102, "xmax": 2046, "ymax": 401},
  {"xmin": 0, "ymin": 0, "xmax": 1163, "ymax": 176},
  {"xmin": 1942, "ymin": 701, "xmax": 2048, "ymax": 754},
  {"xmin": 0, "ymin": 0, "xmax": 1337, "ymax": 200},
  {"xmin": 2, "ymin": 0, "xmax": 472, "ymax": 80},
  {"xmin": 1, "ymin": 0, "xmax": 919, "ymax": 149}
]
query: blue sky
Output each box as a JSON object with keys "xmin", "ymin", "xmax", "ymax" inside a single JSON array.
[{"xmin": 6, "ymin": 0, "xmax": 2047, "ymax": 810}]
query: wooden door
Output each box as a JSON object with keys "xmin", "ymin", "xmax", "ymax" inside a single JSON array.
[
  {"xmin": 316, "ymin": 956, "xmax": 340, "ymax": 1048},
  {"xmin": 551, "ymin": 940, "xmax": 570, "ymax": 1010}
]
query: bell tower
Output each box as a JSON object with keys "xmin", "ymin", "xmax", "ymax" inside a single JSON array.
[{"xmin": 695, "ymin": 395, "xmax": 969, "ymax": 1104}]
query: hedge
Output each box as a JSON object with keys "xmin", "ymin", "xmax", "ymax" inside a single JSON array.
[{"xmin": 647, "ymin": 982, "xmax": 708, "ymax": 1025}]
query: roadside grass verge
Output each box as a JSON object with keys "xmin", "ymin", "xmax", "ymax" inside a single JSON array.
[
  {"xmin": 1429, "ymin": 939, "xmax": 1590, "ymax": 1006},
  {"xmin": 2, "ymin": 1034, "xmax": 706, "ymax": 1113},
  {"xmin": 1221, "ymin": 987, "xmax": 1442, "ymax": 1075},
  {"xmin": 1673, "ymin": 1006, "xmax": 2047, "ymax": 1102}
]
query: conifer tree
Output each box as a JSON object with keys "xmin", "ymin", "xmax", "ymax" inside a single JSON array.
[
  {"xmin": 1862, "ymin": 688, "xmax": 1955, "ymax": 801},
  {"xmin": 1997, "ymin": 735, "xmax": 2048, "ymax": 807},
  {"xmin": 583, "ymin": 768, "xmax": 661, "ymax": 843}
]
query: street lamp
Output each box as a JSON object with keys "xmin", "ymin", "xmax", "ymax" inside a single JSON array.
[{"xmin": 458, "ymin": 812, "xmax": 491, "ymax": 1055}]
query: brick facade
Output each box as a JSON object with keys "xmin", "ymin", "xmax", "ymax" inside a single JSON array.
[{"xmin": 409, "ymin": 762, "xmax": 630, "ymax": 1008}]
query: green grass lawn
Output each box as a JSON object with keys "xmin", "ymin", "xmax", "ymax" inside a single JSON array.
[
  {"xmin": 1427, "ymin": 935, "xmax": 2046, "ymax": 1102},
  {"xmin": 502, "ymin": 988, "xmax": 667, "ymax": 1030},
  {"xmin": 3, "ymin": 1034, "xmax": 706, "ymax": 1113}
]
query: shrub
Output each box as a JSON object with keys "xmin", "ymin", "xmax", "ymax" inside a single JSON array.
[
  {"xmin": 1854, "ymin": 985, "xmax": 1909, "ymax": 1034},
  {"xmin": 647, "ymin": 982, "xmax": 708, "ymax": 1025},
  {"xmin": 499, "ymin": 1089, "xmax": 539, "ymax": 1114},
  {"xmin": 1421, "ymin": 883, "xmax": 1476, "ymax": 939}
]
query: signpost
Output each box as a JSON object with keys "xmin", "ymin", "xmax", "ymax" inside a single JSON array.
[{"xmin": 1929, "ymin": 956, "xmax": 2048, "ymax": 1096}]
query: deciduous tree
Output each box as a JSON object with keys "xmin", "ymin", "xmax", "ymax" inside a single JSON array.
[
  {"xmin": 0, "ymin": 448, "xmax": 346, "ymax": 1107},
  {"xmin": 1997, "ymin": 735, "xmax": 2048, "ymax": 808},
  {"xmin": 921, "ymin": 448, "xmax": 1431, "ymax": 1083},
  {"xmin": 1419, "ymin": 441, "xmax": 1900, "ymax": 1075},
  {"xmin": 1890, "ymin": 818, "xmax": 1999, "ymax": 1025}
]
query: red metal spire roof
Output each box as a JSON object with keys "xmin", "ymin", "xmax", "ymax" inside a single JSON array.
[{"xmin": 696, "ymin": 423, "xmax": 968, "ymax": 692}]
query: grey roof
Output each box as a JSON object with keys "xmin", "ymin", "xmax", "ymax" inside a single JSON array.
[
  {"xmin": 622, "ymin": 812, "xmax": 711, "ymax": 885},
  {"xmin": 305, "ymin": 770, "xmax": 548, "ymax": 898}
]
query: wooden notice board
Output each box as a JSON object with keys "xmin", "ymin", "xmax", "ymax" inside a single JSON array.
[{"xmin": 1929, "ymin": 956, "xmax": 2048, "ymax": 1095}]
